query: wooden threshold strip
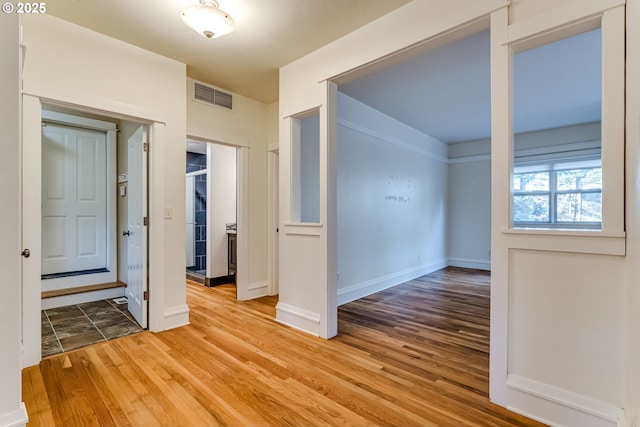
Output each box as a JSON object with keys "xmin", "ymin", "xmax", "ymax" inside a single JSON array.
[{"xmin": 41, "ymin": 281, "xmax": 126, "ymax": 299}]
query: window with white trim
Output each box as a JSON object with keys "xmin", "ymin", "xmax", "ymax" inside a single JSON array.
[
  {"xmin": 510, "ymin": 21, "xmax": 614, "ymax": 232},
  {"xmin": 513, "ymin": 158, "xmax": 601, "ymax": 229}
]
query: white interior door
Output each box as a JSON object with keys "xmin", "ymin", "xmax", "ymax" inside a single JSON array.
[
  {"xmin": 186, "ymin": 175, "xmax": 195, "ymax": 268},
  {"xmin": 41, "ymin": 124, "xmax": 107, "ymax": 275},
  {"xmin": 126, "ymin": 126, "xmax": 148, "ymax": 328}
]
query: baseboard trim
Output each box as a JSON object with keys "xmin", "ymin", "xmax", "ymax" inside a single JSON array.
[
  {"xmin": 244, "ymin": 281, "xmax": 269, "ymax": 300},
  {"xmin": 206, "ymin": 274, "xmax": 236, "ymax": 287},
  {"xmin": 41, "ymin": 270, "xmax": 117, "ymax": 291},
  {"xmin": 0, "ymin": 403, "xmax": 28, "ymax": 427},
  {"xmin": 448, "ymin": 257, "xmax": 491, "ymax": 271},
  {"xmin": 275, "ymin": 302, "xmax": 320, "ymax": 336},
  {"xmin": 506, "ymin": 374, "xmax": 626, "ymax": 427},
  {"xmin": 41, "ymin": 287, "xmax": 126, "ymax": 310},
  {"xmin": 337, "ymin": 259, "xmax": 448, "ymax": 306},
  {"xmin": 41, "ymin": 281, "xmax": 126, "ymax": 299},
  {"xmin": 163, "ymin": 304, "xmax": 190, "ymax": 330}
]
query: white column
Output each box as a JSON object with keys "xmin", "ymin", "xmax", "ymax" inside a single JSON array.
[{"xmin": 0, "ymin": 12, "xmax": 29, "ymax": 427}]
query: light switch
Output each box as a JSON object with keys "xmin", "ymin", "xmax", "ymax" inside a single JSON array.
[{"xmin": 164, "ymin": 206, "xmax": 173, "ymax": 219}]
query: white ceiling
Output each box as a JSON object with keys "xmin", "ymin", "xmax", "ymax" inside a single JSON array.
[
  {"xmin": 45, "ymin": 0, "xmax": 409, "ymax": 104},
  {"xmin": 46, "ymin": 2, "xmax": 601, "ymax": 144},
  {"xmin": 340, "ymin": 28, "xmax": 602, "ymax": 143}
]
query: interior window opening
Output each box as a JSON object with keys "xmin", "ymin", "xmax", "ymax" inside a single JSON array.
[{"xmin": 512, "ymin": 27, "xmax": 602, "ymax": 230}]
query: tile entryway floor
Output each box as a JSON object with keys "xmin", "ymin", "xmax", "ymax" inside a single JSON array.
[{"xmin": 41, "ymin": 298, "xmax": 143, "ymax": 357}]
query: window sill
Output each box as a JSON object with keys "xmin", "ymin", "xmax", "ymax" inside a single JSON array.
[
  {"xmin": 283, "ymin": 222, "xmax": 323, "ymax": 236},
  {"xmin": 501, "ymin": 227, "xmax": 625, "ymax": 256}
]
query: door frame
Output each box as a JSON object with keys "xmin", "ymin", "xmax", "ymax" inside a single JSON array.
[
  {"xmin": 22, "ymin": 93, "xmax": 166, "ymax": 367},
  {"xmin": 267, "ymin": 144, "xmax": 279, "ymax": 296},
  {"xmin": 39, "ymin": 110, "xmax": 118, "ymax": 294},
  {"xmin": 186, "ymin": 134, "xmax": 249, "ymax": 300},
  {"xmin": 185, "ymin": 173, "xmax": 198, "ymax": 269}
]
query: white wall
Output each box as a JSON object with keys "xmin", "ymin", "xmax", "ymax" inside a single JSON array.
[
  {"xmin": 508, "ymin": 0, "xmax": 576, "ymax": 24},
  {"xmin": 279, "ymin": 0, "xmax": 636, "ymax": 425},
  {"xmin": 187, "ymin": 78, "xmax": 270, "ymax": 299},
  {"xmin": 508, "ymin": 250, "xmax": 625, "ymax": 403},
  {"xmin": 208, "ymin": 143, "xmax": 237, "ymax": 278},
  {"xmin": 447, "ymin": 158, "xmax": 492, "ymax": 270},
  {"xmin": 0, "ymin": 12, "xmax": 28, "ymax": 427},
  {"xmin": 337, "ymin": 93, "xmax": 448, "ymax": 304},
  {"xmin": 21, "ymin": 14, "xmax": 188, "ymax": 336},
  {"xmin": 267, "ymin": 102, "xmax": 279, "ymax": 146}
]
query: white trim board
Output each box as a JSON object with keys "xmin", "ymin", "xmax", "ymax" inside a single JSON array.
[
  {"xmin": 337, "ymin": 259, "xmax": 448, "ymax": 306},
  {"xmin": 245, "ymin": 281, "xmax": 269, "ymax": 300},
  {"xmin": 163, "ymin": 304, "xmax": 190, "ymax": 330},
  {"xmin": 275, "ymin": 302, "xmax": 321, "ymax": 337},
  {"xmin": 41, "ymin": 110, "xmax": 117, "ymax": 132},
  {"xmin": 0, "ymin": 403, "xmax": 28, "ymax": 427},
  {"xmin": 41, "ymin": 287, "xmax": 125, "ymax": 310},
  {"xmin": 23, "ymin": 80, "xmax": 166, "ymax": 124},
  {"xmin": 447, "ymin": 258, "xmax": 491, "ymax": 271},
  {"xmin": 338, "ymin": 118, "xmax": 448, "ymax": 164},
  {"xmin": 505, "ymin": 375, "xmax": 626, "ymax": 427}
]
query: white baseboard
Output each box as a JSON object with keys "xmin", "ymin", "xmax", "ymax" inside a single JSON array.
[
  {"xmin": 41, "ymin": 287, "xmax": 125, "ymax": 310},
  {"xmin": 0, "ymin": 403, "xmax": 28, "ymax": 427},
  {"xmin": 275, "ymin": 302, "xmax": 320, "ymax": 336},
  {"xmin": 236, "ymin": 281, "xmax": 269, "ymax": 301},
  {"xmin": 163, "ymin": 304, "xmax": 190, "ymax": 330},
  {"xmin": 506, "ymin": 375, "xmax": 626, "ymax": 427},
  {"xmin": 41, "ymin": 270, "xmax": 117, "ymax": 291},
  {"xmin": 448, "ymin": 257, "xmax": 491, "ymax": 271},
  {"xmin": 247, "ymin": 281, "xmax": 269, "ymax": 299},
  {"xmin": 337, "ymin": 259, "xmax": 448, "ymax": 306}
]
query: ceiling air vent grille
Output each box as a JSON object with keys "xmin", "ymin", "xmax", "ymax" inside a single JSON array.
[{"xmin": 193, "ymin": 81, "xmax": 233, "ymax": 110}]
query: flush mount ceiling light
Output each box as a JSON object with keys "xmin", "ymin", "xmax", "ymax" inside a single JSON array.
[{"xmin": 181, "ymin": 0, "xmax": 235, "ymax": 39}]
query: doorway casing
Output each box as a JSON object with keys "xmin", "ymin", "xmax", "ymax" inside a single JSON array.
[
  {"xmin": 22, "ymin": 89, "xmax": 168, "ymax": 367},
  {"xmin": 39, "ymin": 110, "xmax": 118, "ymax": 305},
  {"xmin": 185, "ymin": 135, "xmax": 253, "ymax": 300}
]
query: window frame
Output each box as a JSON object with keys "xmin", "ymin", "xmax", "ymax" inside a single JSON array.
[
  {"xmin": 503, "ymin": 6, "xmax": 625, "ymax": 243},
  {"xmin": 513, "ymin": 162, "xmax": 602, "ymax": 229}
]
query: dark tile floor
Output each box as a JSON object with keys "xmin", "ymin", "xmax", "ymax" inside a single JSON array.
[{"xmin": 41, "ymin": 298, "xmax": 143, "ymax": 357}]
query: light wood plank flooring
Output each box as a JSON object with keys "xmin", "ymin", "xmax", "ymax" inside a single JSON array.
[{"xmin": 22, "ymin": 267, "xmax": 546, "ymax": 426}]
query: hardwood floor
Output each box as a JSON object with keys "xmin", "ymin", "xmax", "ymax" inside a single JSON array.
[{"xmin": 22, "ymin": 267, "xmax": 546, "ymax": 426}]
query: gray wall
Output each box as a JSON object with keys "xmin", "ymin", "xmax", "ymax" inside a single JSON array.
[{"xmin": 337, "ymin": 92, "xmax": 449, "ymax": 304}]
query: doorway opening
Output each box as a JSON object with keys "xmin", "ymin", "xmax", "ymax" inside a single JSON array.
[
  {"xmin": 326, "ymin": 20, "xmax": 494, "ymax": 397},
  {"xmin": 185, "ymin": 139, "xmax": 238, "ymax": 288},
  {"xmin": 333, "ymin": 24, "xmax": 492, "ymax": 307},
  {"xmin": 36, "ymin": 105, "xmax": 149, "ymax": 357}
]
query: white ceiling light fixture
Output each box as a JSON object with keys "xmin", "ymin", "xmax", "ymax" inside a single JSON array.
[{"xmin": 181, "ymin": 0, "xmax": 235, "ymax": 39}]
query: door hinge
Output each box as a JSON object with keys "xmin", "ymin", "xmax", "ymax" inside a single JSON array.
[
  {"xmin": 143, "ymin": 291, "xmax": 148, "ymax": 301},
  {"xmin": 143, "ymin": 142, "xmax": 149, "ymax": 152},
  {"xmin": 143, "ymin": 216, "xmax": 149, "ymax": 226}
]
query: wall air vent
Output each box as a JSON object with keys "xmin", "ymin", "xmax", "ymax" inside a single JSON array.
[{"xmin": 193, "ymin": 81, "xmax": 233, "ymax": 110}]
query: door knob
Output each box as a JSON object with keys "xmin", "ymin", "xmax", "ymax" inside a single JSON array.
[
  {"xmin": 21, "ymin": 249, "xmax": 30, "ymax": 258},
  {"xmin": 122, "ymin": 231, "xmax": 131, "ymax": 236}
]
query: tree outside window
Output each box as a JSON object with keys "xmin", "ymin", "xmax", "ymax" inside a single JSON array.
[{"xmin": 513, "ymin": 163, "xmax": 601, "ymax": 228}]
